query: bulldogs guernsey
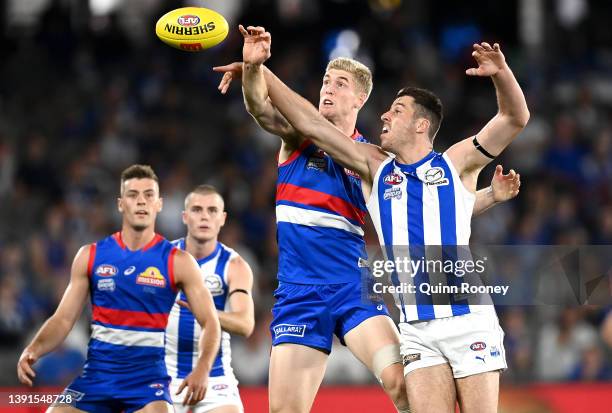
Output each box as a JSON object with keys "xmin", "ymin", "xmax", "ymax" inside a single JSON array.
[
  {"xmin": 367, "ymin": 151, "xmax": 490, "ymax": 322},
  {"xmin": 65, "ymin": 232, "xmax": 178, "ymax": 411},
  {"xmin": 276, "ymin": 131, "xmax": 368, "ymax": 284},
  {"xmin": 165, "ymin": 239, "xmax": 237, "ymax": 381}
]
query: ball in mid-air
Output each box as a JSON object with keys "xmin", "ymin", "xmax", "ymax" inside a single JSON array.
[{"xmin": 155, "ymin": 7, "xmax": 229, "ymax": 52}]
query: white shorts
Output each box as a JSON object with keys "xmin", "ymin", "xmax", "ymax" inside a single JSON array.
[
  {"xmin": 399, "ymin": 309, "xmax": 507, "ymax": 378},
  {"xmin": 170, "ymin": 375, "xmax": 243, "ymax": 413}
]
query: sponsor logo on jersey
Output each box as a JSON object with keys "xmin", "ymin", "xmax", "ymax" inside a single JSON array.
[
  {"xmin": 155, "ymin": 390, "xmax": 164, "ymax": 396},
  {"xmin": 149, "ymin": 383, "xmax": 165, "ymax": 389},
  {"xmin": 124, "ymin": 266, "xmax": 136, "ymax": 275},
  {"xmin": 95, "ymin": 264, "xmax": 118, "ymax": 277},
  {"xmin": 136, "ymin": 267, "xmax": 166, "ymax": 288},
  {"xmin": 383, "ymin": 186, "xmax": 403, "ymax": 201},
  {"xmin": 383, "ymin": 172, "xmax": 404, "ymax": 185},
  {"xmin": 402, "ymin": 353, "xmax": 421, "ymax": 366},
  {"xmin": 204, "ymin": 273, "xmax": 224, "ymax": 296},
  {"xmin": 423, "ymin": 167, "xmax": 449, "ymax": 186},
  {"xmin": 490, "ymin": 346, "xmax": 501, "ymax": 357},
  {"xmin": 177, "ymin": 15, "xmax": 200, "ymax": 27},
  {"xmin": 307, "ymin": 150, "xmax": 327, "ymax": 171},
  {"xmin": 470, "ymin": 341, "xmax": 487, "ymax": 351},
  {"xmin": 273, "ymin": 323, "xmax": 306, "ymax": 338},
  {"xmin": 97, "ymin": 278, "xmax": 115, "ymax": 292},
  {"xmin": 212, "ymin": 384, "xmax": 229, "ymax": 391},
  {"xmin": 344, "ymin": 168, "xmax": 360, "ymax": 179}
]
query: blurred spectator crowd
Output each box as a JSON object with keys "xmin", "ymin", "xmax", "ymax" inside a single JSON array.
[{"xmin": 0, "ymin": 0, "xmax": 610, "ymax": 386}]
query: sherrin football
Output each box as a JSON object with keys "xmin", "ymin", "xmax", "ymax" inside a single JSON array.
[{"xmin": 155, "ymin": 7, "xmax": 229, "ymax": 52}]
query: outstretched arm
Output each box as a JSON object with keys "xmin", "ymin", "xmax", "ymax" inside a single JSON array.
[
  {"xmin": 174, "ymin": 250, "xmax": 221, "ymax": 406},
  {"xmin": 17, "ymin": 245, "xmax": 91, "ymax": 386},
  {"xmin": 213, "ymin": 26, "xmax": 301, "ymax": 149},
  {"xmin": 447, "ymin": 42, "xmax": 529, "ymax": 178},
  {"xmin": 473, "ymin": 165, "xmax": 521, "ymax": 216}
]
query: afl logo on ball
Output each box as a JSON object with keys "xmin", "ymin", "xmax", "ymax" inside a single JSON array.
[{"xmin": 177, "ymin": 15, "xmax": 200, "ymax": 27}]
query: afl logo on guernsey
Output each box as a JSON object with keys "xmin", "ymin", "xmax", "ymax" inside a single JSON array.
[
  {"xmin": 95, "ymin": 264, "xmax": 118, "ymax": 277},
  {"xmin": 204, "ymin": 273, "xmax": 224, "ymax": 296},
  {"xmin": 383, "ymin": 172, "xmax": 404, "ymax": 185},
  {"xmin": 136, "ymin": 267, "xmax": 166, "ymax": 288}
]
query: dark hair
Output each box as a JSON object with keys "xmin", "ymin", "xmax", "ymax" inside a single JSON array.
[
  {"xmin": 185, "ymin": 184, "xmax": 225, "ymax": 208},
  {"xmin": 120, "ymin": 164, "xmax": 159, "ymax": 187},
  {"xmin": 396, "ymin": 87, "xmax": 443, "ymax": 141}
]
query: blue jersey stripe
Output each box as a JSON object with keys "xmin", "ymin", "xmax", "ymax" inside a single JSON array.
[
  {"xmin": 434, "ymin": 158, "xmax": 469, "ymax": 315},
  {"xmin": 211, "ymin": 247, "xmax": 231, "ymax": 376},
  {"xmin": 406, "ymin": 169, "xmax": 434, "ymax": 320},
  {"xmin": 177, "ymin": 305, "xmax": 195, "ymax": 378},
  {"xmin": 377, "ymin": 162, "xmax": 407, "ymax": 321}
]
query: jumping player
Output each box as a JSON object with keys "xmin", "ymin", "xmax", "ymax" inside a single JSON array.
[
  {"xmin": 215, "ymin": 27, "xmax": 522, "ymax": 413},
  {"xmin": 252, "ymin": 29, "xmax": 529, "ymax": 413},
  {"xmin": 165, "ymin": 184, "xmax": 254, "ymax": 413},
  {"xmin": 17, "ymin": 165, "xmax": 221, "ymax": 413}
]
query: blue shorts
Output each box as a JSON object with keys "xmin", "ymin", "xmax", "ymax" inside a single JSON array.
[
  {"xmin": 61, "ymin": 363, "xmax": 172, "ymax": 413},
  {"xmin": 270, "ymin": 281, "xmax": 390, "ymax": 353}
]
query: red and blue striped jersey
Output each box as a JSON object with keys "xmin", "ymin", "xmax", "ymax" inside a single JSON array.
[
  {"xmin": 85, "ymin": 232, "xmax": 178, "ymax": 374},
  {"xmin": 276, "ymin": 131, "xmax": 368, "ymax": 284}
]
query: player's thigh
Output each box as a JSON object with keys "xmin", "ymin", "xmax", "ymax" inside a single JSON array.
[
  {"xmin": 133, "ymin": 400, "xmax": 173, "ymax": 413},
  {"xmin": 269, "ymin": 343, "xmax": 328, "ymax": 413},
  {"xmin": 455, "ymin": 371, "xmax": 500, "ymax": 413},
  {"xmin": 405, "ymin": 363, "xmax": 456, "ymax": 413},
  {"xmin": 47, "ymin": 406, "xmax": 88, "ymax": 413},
  {"xmin": 206, "ymin": 405, "xmax": 241, "ymax": 413},
  {"xmin": 343, "ymin": 314, "xmax": 400, "ymax": 373}
]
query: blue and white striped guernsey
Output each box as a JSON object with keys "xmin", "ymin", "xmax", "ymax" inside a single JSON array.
[
  {"xmin": 367, "ymin": 151, "xmax": 483, "ymax": 322},
  {"xmin": 165, "ymin": 240, "xmax": 237, "ymax": 380}
]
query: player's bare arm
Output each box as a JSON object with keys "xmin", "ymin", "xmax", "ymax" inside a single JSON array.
[
  {"xmin": 176, "ymin": 255, "xmax": 254, "ymax": 336},
  {"xmin": 173, "ymin": 249, "xmax": 221, "ymax": 406},
  {"xmin": 17, "ymin": 244, "xmax": 92, "ymax": 386},
  {"xmin": 473, "ymin": 165, "xmax": 521, "ymax": 215},
  {"xmin": 446, "ymin": 42, "xmax": 529, "ymax": 189},
  {"xmin": 218, "ymin": 256, "xmax": 255, "ymax": 337},
  {"xmin": 214, "ymin": 26, "xmax": 301, "ymax": 153}
]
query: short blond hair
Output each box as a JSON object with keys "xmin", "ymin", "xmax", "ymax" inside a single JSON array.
[{"xmin": 326, "ymin": 57, "xmax": 373, "ymax": 100}]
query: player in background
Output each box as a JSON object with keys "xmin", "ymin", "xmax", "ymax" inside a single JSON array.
[
  {"xmin": 165, "ymin": 184, "xmax": 254, "ymax": 413},
  {"xmin": 246, "ymin": 27, "xmax": 529, "ymax": 413},
  {"xmin": 17, "ymin": 165, "xmax": 221, "ymax": 413},
  {"xmin": 214, "ymin": 26, "xmax": 521, "ymax": 413}
]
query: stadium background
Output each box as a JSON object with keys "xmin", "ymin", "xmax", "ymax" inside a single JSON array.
[{"xmin": 0, "ymin": 0, "xmax": 610, "ymax": 411}]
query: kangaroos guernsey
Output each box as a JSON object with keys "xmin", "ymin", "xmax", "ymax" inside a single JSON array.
[
  {"xmin": 165, "ymin": 239, "xmax": 237, "ymax": 380},
  {"xmin": 367, "ymin": 151, "xmax": 482, "ymax": 322},
  {"xmin": 276, "ymin": 131, "xmax": 368, "ymax": 284},
  {"xmin": 85, "ymin": 232, "xmax": 178, "ymax": 375}
]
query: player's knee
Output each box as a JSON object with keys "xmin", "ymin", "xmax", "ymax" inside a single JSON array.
[{"xmin": 380, "ymin": 365, "xmax": 406, "ymax": 403}]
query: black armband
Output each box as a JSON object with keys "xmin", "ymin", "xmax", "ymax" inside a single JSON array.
[
  {"xmin": 228, "ymin": 289, "xmax": 250, "ymax": 298},
  {"xmin": 473, "ymin": 136, "xmax": 496, "ymax": 159}
]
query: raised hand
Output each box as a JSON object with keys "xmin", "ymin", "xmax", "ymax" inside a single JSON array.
[
  {"xmin": 212, "ymin": 62, "xmax": 243, "ymax": 94},
  {"xmin": 490, "ymin": 165, "xmax": 520, "ymax": 202},
  {"xmin": 239, "ymin": 24, "xmax": 271, "ymax": 65},
  {"xmin": 466, "ymin": 42, "xmax": 507, "ymax": 77}
]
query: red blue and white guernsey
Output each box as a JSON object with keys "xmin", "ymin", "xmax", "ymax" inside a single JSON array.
[
  {"xmin": 276, "ymin": 131, "xmax": 368, "ymax": 284},
  {"xmin": 64, "ymin": 232, "xmax": 178, "ymax": 412},
  {"xmin": 85, "ymin": 232, "xmax": 178, "ymax": 371},
  {"xmin": 165, "ymin": 239, "xmax": 237, "ymax": 382}
]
